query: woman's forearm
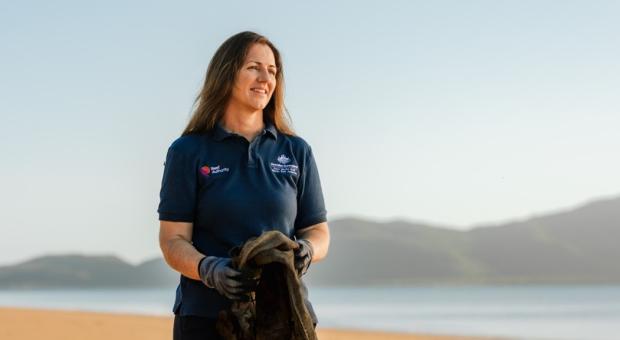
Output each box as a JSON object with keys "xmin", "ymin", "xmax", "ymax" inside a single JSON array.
[
  {"xmin": 296, "ymin": 222, "xmax": 330, "ymax": 263},
  {"xmin": 161, "ymin": 237, "xmax": 205, "ymax": 281}
]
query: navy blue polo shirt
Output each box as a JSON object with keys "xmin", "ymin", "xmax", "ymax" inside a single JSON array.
[{"xmin": 157, "ymin": 121, "xmax": 326, "ymax": 323}]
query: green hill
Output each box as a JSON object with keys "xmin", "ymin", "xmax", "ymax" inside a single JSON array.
[{"xmin": 1, "ymin": 196, "xmax": 618, "ymax": 288}]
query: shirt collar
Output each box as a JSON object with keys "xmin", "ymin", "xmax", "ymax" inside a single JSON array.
[
  {"xmin": 264, "ymin": 121, "xmax": 278, "ymax": 140},
  {"xmin": 213, "ymin": 120, "xmax": 278, "ymax": 141}
]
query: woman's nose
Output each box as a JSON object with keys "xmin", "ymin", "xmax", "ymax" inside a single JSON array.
[{"xmin": 256, "ymin": 69, "xmax": 270, "ymax": 82}]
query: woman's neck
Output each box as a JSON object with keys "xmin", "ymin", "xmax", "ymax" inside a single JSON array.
[{"xmin": 220, "ymin": 108, "xmax": 264, "ymax": 142}]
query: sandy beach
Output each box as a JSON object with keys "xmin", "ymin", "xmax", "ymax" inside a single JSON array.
[{"xmin": 0, "ymin": 307, "xmax": 495, "ymax": 340}]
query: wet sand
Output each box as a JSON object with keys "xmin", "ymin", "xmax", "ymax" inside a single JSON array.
[{"xmin": 0, "ymin": 307, "xmax": 497, "ymax": 340}]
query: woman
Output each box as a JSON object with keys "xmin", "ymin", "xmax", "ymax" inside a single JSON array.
[{"xmin": 157, "ymin": 31, "xmax": 330, "ymax": 340}]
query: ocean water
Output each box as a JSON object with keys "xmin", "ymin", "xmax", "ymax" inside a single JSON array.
[{"xmin": 0, "ymin": 285, "xmax": 618, "ymax": 340}]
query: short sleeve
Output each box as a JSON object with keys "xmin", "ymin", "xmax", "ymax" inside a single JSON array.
[
  {"xmin": 157, "ymin": 145, "xmax": 197, "ymax": 222},
  {"xmin": 294, "ymin": 145, "xmax": 327, "ymax": 230}
]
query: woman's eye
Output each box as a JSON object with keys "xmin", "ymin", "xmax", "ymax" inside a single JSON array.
[{"xmin": 248, "ymin": 65, "xmax": 275, "ymax": 76}]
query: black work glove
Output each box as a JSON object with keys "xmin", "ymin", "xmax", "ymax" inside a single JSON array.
[
  {"xmin": 294, "ymin": 239, "xmax": 314, "ymax": 277},
  {"xmin": 198, "ymin": 256, "xmax": 259, "ymax": 301}
]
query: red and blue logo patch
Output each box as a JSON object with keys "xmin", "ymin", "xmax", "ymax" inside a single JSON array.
[
  {"xmin": 200, "ymin": 164, "xmax": 229, "ymax": 177},
  {"xmin": 200, "ymin": 165, "xmax": 211, "ymax": 176}
]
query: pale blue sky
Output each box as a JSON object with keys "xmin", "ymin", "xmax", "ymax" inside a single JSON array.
[{"xmin": 1, "ymin": 1, "xmax": 619, "ymax": 265}]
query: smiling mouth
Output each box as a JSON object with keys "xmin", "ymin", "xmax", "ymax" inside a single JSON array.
[{"xmin": 251, "ymin": 88, "xmax": 268, "ymax": 95}]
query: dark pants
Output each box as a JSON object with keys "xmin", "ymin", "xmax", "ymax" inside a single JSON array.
[
  {"xmin": 173, "ymin": 315, "xmax": 222, "ymax": 340},
  {"xmin": 173, "ymin": 315, "xmax": 317, "ymax": 340}
]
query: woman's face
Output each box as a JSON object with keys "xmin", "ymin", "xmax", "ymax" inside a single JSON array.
[{"xmin": 230, "ymin": 43, "xmax": 277, "ymax": 112}]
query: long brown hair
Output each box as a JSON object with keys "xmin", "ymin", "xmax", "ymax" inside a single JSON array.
[{"xmin": 182, "ymin": 31, "xmax": 294, "ymax": 136}]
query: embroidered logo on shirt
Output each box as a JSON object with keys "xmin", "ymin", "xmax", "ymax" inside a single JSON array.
[
  {"xmin": 199, "ymin": 165, "xmax": 211, "ymax": 176},
  {"xmin": 271, "ymin": 154, "xmax": 298, "ymax": 175},
  {"xmin": 277, "ymin": 154, "xmax": 290, "ymax": 164},
  {"xmin": 200, "ymin": 164, "xmax": 229, "ymax": 177}
]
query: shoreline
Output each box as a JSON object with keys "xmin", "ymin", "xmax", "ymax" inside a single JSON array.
[{"xmin": 0, "ymin": 307, "xmax": 498, "ymax": 340}]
